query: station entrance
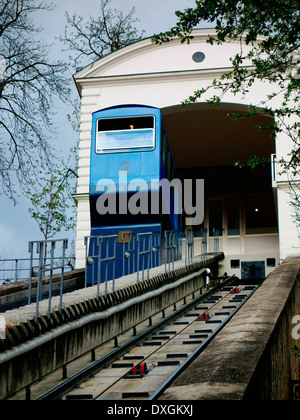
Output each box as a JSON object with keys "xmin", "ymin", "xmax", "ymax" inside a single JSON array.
[{"xmin": 161, "ymin": 103, "xmax": 278, "ymax": 278}]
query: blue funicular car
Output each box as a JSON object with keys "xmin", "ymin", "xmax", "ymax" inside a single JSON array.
[{"xmin": 87, "ymin": 104, "xmax": 182, "ymax": 287}]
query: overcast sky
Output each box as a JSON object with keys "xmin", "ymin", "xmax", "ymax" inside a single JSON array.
[{"xmin": 0, "ymin": 0, "xmax": 203, "ymax": 260}]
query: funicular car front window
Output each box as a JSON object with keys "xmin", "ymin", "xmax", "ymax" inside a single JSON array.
[{"xmin": 96, "ymin": 116, "xmax": 155, "ymax": 153}]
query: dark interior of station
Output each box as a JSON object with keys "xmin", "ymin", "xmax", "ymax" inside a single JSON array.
[{"xmin": 161, "ymin": 103, "xmax": 278, "ymax": 236}]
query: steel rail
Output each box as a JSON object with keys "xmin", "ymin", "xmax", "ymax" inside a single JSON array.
[
  {"xmin": 93, "ymin": 278, "xmax": 240, "ymax": 400},
  {"xmin": 148, "ymin": 282, "xmax": 262, "ymax": 400},
  {"xmin": 38, "ymin": 276, "xmax": 234, "ymax": 400}
]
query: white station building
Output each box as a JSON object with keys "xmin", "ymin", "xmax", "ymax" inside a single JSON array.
[{"xmin": 73, "ymin": 28, "xmax": 299, "ymax": 279}]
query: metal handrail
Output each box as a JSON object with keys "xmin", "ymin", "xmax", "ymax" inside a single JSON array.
[
  {"xmin": 28, "ymin": 239, "xmax": 69, "ymax": 319},
  {"xmin": 0, "ymin": 256, "xmax": 75, "ymax": 285}
]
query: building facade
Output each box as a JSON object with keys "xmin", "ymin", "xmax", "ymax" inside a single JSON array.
[{"xmin": 73, "ymin": 29, "xmax": 299, "ymax": 279}]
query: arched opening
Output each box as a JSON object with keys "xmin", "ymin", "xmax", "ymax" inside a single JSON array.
[
  {"xmin": 162, "ymin": 102, "xmax": 275, "ymax": 168},
  {"xmin": 161, "ymin": 103, "xmax": 278, "ymax": 278}
]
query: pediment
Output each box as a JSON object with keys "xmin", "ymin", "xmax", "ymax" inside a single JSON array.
[{"xmin": 74, "ymin": 29, "xmax": 252, "ymax": 81}]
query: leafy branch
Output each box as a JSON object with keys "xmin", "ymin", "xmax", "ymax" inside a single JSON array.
[
  {"xmin": 25, "ymin": 147, "xmax": 78, "ymax": 245},
  {"xmin": 152, "ymin": 0, "xmax": 300, "ymax": 226}
]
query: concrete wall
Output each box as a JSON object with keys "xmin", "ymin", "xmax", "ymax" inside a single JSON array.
[{"xmin": 244, "ymin": 259, "xmax": 300, "ymax": 399}]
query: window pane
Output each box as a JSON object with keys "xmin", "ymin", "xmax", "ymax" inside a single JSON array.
[
  {"xmin": 97, "ymin": 116, "xmax": 155, "ymax": 153},
  {"xmin": 97, "ymin": 129, "xmax": 154, "ymax": 152},
  {"xmin": 209, "ymin": 200, "xmax": 223, "ymax": 236},
  {"xmin": 245, "ymin": 195, "xmax": 278, "ymax": 234},
  {"xmin": 227, "ymin": 198, "xmax": 240, "ymax": 236}
]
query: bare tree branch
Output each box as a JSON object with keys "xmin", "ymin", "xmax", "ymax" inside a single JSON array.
[
  {"xmin": 0, "ymin": 0, "xmax": 70, "ymax": 201},
  {"xmin": 61, "ymin": 0, "xmax": 145, "ymax": 68}
]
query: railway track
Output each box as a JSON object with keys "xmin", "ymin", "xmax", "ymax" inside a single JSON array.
[{"xmin": 36, "ymin": 276, "xmax": 261, "ymax": 401}]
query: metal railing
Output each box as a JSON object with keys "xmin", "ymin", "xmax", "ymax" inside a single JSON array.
[
  {"xmin": 199, "ymin": 228, "xmax": 208, "ymax": 262},
  {"xmin": 0, "ymin": 259, "xmax": 23, "ymax": 284},
  {"xmin": 137, "ymin": 232, "xmax": 161, "ymax": 283},
  {"xmin": 84, "ymin": 227, "xmax": 224, "ymax": 296},
  {"xmin": 164, "ymin": 230, "xmax": 180, "ymax": 272},
  {"xmin": 85, "ymin": 230, "xmax": 178, "ymax": 295},
  {"xmin": 0, "ymin": 227, "xmax": 223, "ymax": 316},
  {"xmin": 0, "ymin": 255, "xmax": 75, "ymax": 286},
  {"xmin": 184, "ymin": 229, "xmax": 194, "ymax": 266},
  {"xmin": 84, "ymin": 235, "xmax": 118, "ymax": 295},
  {"xmin": 28, "ymin": 239, "xmax": 69, "ymax": 319},
  {"xmin": 122, "ymin": 231, "xmax": 137, "ymax": 277},
  {"xmin": 85, "ymin": 231, "xmax": 162, "ymax": 295}
]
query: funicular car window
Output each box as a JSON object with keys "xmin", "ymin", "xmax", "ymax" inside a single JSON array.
[{"xmin": 97, "ymin": 116, "xmax": 155, "ymax": 153}]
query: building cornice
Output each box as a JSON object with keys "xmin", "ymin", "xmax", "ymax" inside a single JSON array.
[{"xmin": 75, "ymin": 65, "xmax": 253, "ymax": 94}]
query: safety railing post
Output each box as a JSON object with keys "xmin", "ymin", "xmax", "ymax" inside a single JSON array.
[
  {"xmin": 122, "ymin": 240, "xmax": 126, "ymax": 278},
  {"xmin": 200, "ymin": 228, "xmax": 207, "ymax": 262},
  {"xmin": 164, "ymin": 230, "xmax": 179, "ymax": 273},
  {"xmin": 97, "ymin": 237, "xmax": 103, "ymax": 297},
  {"xmin": 92, "ymin": 236, "xmax": 97, "ymax": 287},
  {"xmin": 28, "ymin": 242, "xmax": 34, "ymax": 305},
  {"xmin": 84, "ymin": 237, "xmax": 88, "ymax": 289},
  {"xmin": 164, "ymin": 231, "xmax": 168, "ymax": 272},
  {"xmin": 147, "ymin": 233, "xmax": 152, "ymax": 280},
  {"xmin": 14, "ymin": 259, "xmax": 19, "ymax": 283},
  {"xmin": 152, "ymin": 232, "xmax": 160, "ymax": 268},
  {"xmin": 35, "ymin": 242, "xmax": 44, "ymax": 320},
  {"xmin": 136, "ymin": 235, "xmax": 140, "ymax": 283},
  {"xmin": 48, "ymin": 242, "xmax": 55, "ymax": 315},
  {"xmin": 112, "ymin": 236, "xmax": 117, "ymax": 292},
  {"xmin": 105, "ymin": 237, "xmax": 109, "ymax": 293},
  {"xmin": 59, "ymin": 240, "xmax": 67, "ymax": 312}
]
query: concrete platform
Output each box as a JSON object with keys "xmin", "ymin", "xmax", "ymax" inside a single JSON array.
[
  {"xmin": 2, "ymin": 254, "xmax": 213, "ymax": 326},
  {"xmin": 0, "ymin": 254, "xmax": 223, "ymax": 355},
  {"xmin": 0, "ymin": 269, "xmax": 84, "ymax": 313}
]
